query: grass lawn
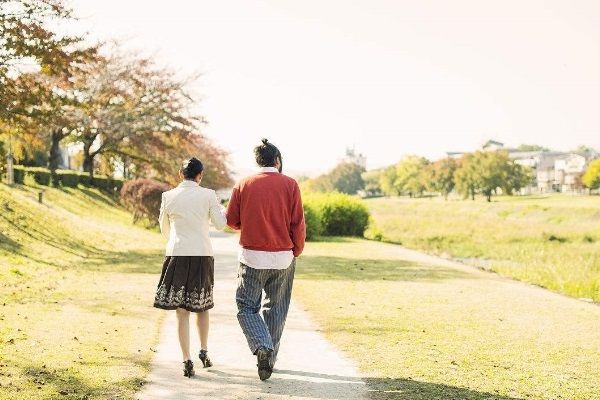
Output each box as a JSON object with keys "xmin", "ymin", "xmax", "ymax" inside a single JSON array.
[
  {"xmin": 365, "ymin": 195, "xmax": 600, "ymax": 302},
  {"xmin": 0, "ymin": 183, "xmax": 164, "ymax": 399},
  {"xmin": 295, "ymin": 238, "xmax": 600, "ymax": 400}
]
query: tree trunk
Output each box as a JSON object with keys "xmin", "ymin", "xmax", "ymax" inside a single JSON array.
[
  {"xmin": 82, "ymin": 140, "xmax": 94, "ymax": 179},
  {"xmin": 48, "ymin": 129, "xmax": 63, "ymax": 186}
]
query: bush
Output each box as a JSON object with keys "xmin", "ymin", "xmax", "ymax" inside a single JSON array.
[
  {"xmin": 56, "ymin": 170, "xmax": 80, "ymax": 187},
  {"xmin": 303, "ymin": 203, "xmax": 323, "ymax": 240},
  {"xmin": 303, "ymin": 192, "xmax": 370, "ymax": 237},
  {"xmin": 121, "ymin": 178, "xmax": 170, "ymax": 224},
  {"xmin": 12, "ymin": 165, "xmax": 25, "ymax": 184},
  {"xmin": 93, "ymin": 175, "xmax": 110, "ymax": 191},
  {"xmin": 19, "ymin": 167, "xmax": 51, "ymax": 186},
  {"xmin": 77, "ymin": 172, "xmax": 92, "ymax": 186}
]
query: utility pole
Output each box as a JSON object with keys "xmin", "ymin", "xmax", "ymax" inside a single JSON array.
[{"xmin": 6, "ymin": 132, "xmax": 14, "ymax": 185}]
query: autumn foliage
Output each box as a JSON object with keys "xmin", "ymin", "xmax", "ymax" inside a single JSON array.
[{"xmin": 120, "ymin": 179, "xmax": 170, "ymax": 224}]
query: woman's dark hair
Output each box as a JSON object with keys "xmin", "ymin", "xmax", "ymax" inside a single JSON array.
[
  {"xmin": 180, "ymin": 157, "xmax": 204, "ymax": 180},
  {"xmin": 254, "ymin": 138, "xmax": 282, "ymax": 169}
]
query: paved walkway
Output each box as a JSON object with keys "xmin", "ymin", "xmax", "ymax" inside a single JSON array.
[{"xmin": 137, "ymin": 232, "xmax": 367, "ymax": 400}]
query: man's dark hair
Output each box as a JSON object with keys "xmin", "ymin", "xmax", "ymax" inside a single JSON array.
[
  {"xmin": 180, "ymin": 157, "xmax": 204, "ymax": 179},
  {"xmin": 254, "ymin": 138, "xmax": 282, "ymax": 168}
]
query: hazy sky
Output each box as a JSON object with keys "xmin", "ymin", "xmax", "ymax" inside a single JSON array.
[{"xmin": 68, "ymin": 0, "xmax": 600, "ymax": 175}]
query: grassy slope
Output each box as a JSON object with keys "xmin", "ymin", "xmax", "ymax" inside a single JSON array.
[
  {"xmin": 365, "ymin": 195, "xmax": 600, "ymax": 301},
  {"xmin": 0, "ymin": 183, "xmax": 164, "ymax": 400},
  {"xmin": 295, "ymin": 238, "xmax": 600, "ymax": 400}
]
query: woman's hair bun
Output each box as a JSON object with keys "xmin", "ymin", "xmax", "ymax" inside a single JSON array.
[
  {"xmin": 181, "ymin": 157, "xmax": 204, "ymax": 179},
  {"xmin": 261, "ymin": 138, "xmax": 269, "ymax": 145}
]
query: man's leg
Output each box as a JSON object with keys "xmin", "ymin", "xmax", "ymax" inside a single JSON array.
[
  {"xmin": 262, "ymin": 259, "xmax": 295, "ymax": 363},
  {"xmin": 236, "ymin": 263, "xmax": 274, "ymax": 354}
]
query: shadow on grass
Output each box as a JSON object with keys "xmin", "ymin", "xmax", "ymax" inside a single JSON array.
[
  {"xmin": 297, "ymin": 255, "xmax": 472, "ymax": 282},
  {"xmin": 18, "ymin": 361, "xmax": 145, "ymax": 399},
  {"xmin": 0, "ymin": 231, "xmax": 21, "ymax": 252},
  {"xmin": 276, "ymin": 370, "xmax": 522, "ymax": 400},
  {"xmin": 80, "ymin": 249, "xmax": 163, "ymax": 274},
  {"xmin": 77, "ymin": 187, "xmax": 120, "ymax": 208},
  {"xmin": 365, "ymin": 377, "xmax": 523, "ymax": 400}
]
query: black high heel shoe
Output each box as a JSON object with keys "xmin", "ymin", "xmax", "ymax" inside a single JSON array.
[
  {"xmin": 183, "ymin": 360, "xmax": 195, "ymax": 378},
  {"xmin": 199, "ymin": 350, "xmax": 213, "ymax": 368}
]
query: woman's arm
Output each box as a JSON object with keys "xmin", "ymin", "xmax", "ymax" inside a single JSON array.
[
  {"xmin": 158, "ymin": 193, "xmax": 170, "ymax": 238},
  {"xmin": 209, "ymin": 191, "xmax": 227, "ymax": 231}
]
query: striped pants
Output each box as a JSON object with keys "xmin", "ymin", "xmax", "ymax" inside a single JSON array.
[{"xmin": 235, "ymin": 259, "xmax": 295, "ymax": 362}]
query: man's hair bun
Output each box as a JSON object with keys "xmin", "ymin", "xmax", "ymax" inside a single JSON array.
[{"xmin": 261, "ymin": 138, "xmax": 269, "ymax": 145}]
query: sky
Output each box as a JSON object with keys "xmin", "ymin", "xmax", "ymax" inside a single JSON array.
[{"xmin": 67, "ymin": 0, "xmax": 600, "ymax": 176}]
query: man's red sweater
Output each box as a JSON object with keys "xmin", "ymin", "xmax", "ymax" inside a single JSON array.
[{"xmin": 226, "ymin": 171, "xmax": 306, "ymax": 257}]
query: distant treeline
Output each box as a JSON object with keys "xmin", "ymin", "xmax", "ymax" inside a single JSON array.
[{"xmin": 301, "ymin": 150, "xmax": 600, "ymax": 201}]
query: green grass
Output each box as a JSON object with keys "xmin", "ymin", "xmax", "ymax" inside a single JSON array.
[
  {"xmin": 364, "ymin": 195, "xmax": 600, "ymax": 301},
  {"xmin": 0, "ymin": 183, "xmax": 164, "ymax": 400},
  {"xmin": 295, "ymin": 238, "xmax": 600, "ymax": 400}
]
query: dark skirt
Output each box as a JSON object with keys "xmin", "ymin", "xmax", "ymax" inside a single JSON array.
[{"xmin": 153, "ymin": 256, "xmax": 215, "ymax": 313}]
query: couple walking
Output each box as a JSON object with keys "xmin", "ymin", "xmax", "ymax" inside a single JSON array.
[{"xmin": 152, "ymin": 139, "xmax": 306, "ymax": 381}]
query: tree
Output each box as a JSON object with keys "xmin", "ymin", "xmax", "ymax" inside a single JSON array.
[
  {"xmin": 454, "ymin": 153, "xmax": 479, "ymax": 200},
  {"xmin": 393, "ymin": 156, "xmax": 429, "ymax": 197},
  {"xmin": 327, "ymin": 162, "xmax": 365, "ymax": 194},
  {"xmin": 0, "ymin": 0, "xmax": 80, "ymax": 121},
  {"xmin": 379, "ymin": 165, "xmax": 399, "ymax": 196},
  {"xmin": 582, "ymin": 159, "xmax": 600, "ymax": 191},
  {"xmin": 361, "ymin": 169, "xmax": 382, "ymax": 197},
  {"xmin": 425, "ymin": 157, "xmax": 457, "ymax": 199},
  {"xmin": 517, "ymin": 144, "xmax": 549, "ymax": 152},
  {"xmin": 455, "ymin": 151, "xmax": 533, "ymax": 201},
  {"xmin": 71, "ymin": 48, "xmax": 202, "ymax": 179},
  {"xmin": 505, "ymin": 162, "xmax": 533, "ymax": 195}
]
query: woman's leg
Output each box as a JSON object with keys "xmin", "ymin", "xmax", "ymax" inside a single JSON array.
[
  {"xmin": 196, "ymin": 310, "xmax": 209, "ymax": 351},
  {"xmin": 176, "ymin": 308, "xmax": 191, "ymax": 361}
]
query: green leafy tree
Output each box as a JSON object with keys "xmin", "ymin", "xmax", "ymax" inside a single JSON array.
[
  {"xmin": 361, "ymin": 169, "xmax": 383, "ymax": 197},
  {"xmin": 582, "ymin": 159, "xmax": 600, "ymax": 190},
  {"xmin": 394, "ymin": 155, "xmax": 430, "ymax": 197},
  {"xmin": 328, "ymin": 162, "xmax": 365, "ymax": 194},
  {"xmin": 454, "ymin": 153, "xmax": 480, "ymax": 200},
  {"xmin": 379, "ymin": 165, "xmax": 399, "ymax": 196},
  {"xmin": 425, "ymin": 157, "xmax": 457, "ymax": 199},
  {"xmin": 517, "ymin": 144, "xmax": 549, "ymax": 152}
]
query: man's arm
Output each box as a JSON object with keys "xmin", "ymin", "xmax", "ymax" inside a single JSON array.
[
  {"xmin": 158, "ymin": 193, "xmax": 170, "ymax": 238},
  {"xmin": 226, "ymin": 185, "xmax": 242, "ymax": 230},
  {"xmin": 290, "ymin": 182, "xmax": 306, "ymax": 257}
]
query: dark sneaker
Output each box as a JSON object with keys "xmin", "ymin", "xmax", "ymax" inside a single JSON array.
[{"xmin": 256, "ymin": 347, "xmax": 273, "ymax": 381}]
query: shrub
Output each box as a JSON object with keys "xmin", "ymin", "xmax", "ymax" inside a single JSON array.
[
  {"xmin": 93, "ymin": 175, "xmax": 110, "ymax": 191},
  {"xmin": 56, "ymin": 170, "xmax": 80, "ymax": 187},
  {"xmin": 12, "ymin": 165, "xmax": 25, "ymax": 184},
  {"xmin": 303, "ymin": 192, "xmax": 370, "ymax": 237},
  {"xmin": 22, "ymin": 167, "xmax": 51, "ymax": 186},
  {"xmin": 121, "ymin": 178, "xmax": 170, "ymax": 224},
  {"xmin": 303, "ymin": 202, "xmax": 323, "ymax": 240},
  {"xmin": 77, "ymin": 172, "xmax": 92, "ymax": 186}
]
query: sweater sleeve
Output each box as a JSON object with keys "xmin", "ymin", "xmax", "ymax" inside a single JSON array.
[
  {"xmin": 158, "ymin": 193, "xmax": 170, "ymax": 239},
  {"xmin": 226, "ymin": 185, "xmax": 242, "ymax": 230},
  {"xmin": 290, "ymin": 182, "xmax": 306, "ymax": 257}
]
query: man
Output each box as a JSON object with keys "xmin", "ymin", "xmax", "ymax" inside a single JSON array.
[{"xmin": 226, "ymin": 138, "xmax": 306, "ymax": 381}]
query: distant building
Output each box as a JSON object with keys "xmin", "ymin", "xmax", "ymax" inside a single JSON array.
[
  {"xmin": 447, "ymin": 139, "xmax": 597, "ymax": 193},
  {"xmin": 341, "ymin": 147, "xmax": 367, "ymax": 169}
]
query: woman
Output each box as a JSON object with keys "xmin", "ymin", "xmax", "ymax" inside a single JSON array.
[{"xmin": 153, "ymin": 157, "xmax": 226, "ymax": 377}]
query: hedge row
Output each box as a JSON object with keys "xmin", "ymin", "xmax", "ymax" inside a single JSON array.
[
  {"xmin": 303, "ymin": 192, "xmax": 370, "ymax": 240},
  {"xmin": 10, "ymin": 166, "xmax": 124, "ymax": 191}
]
